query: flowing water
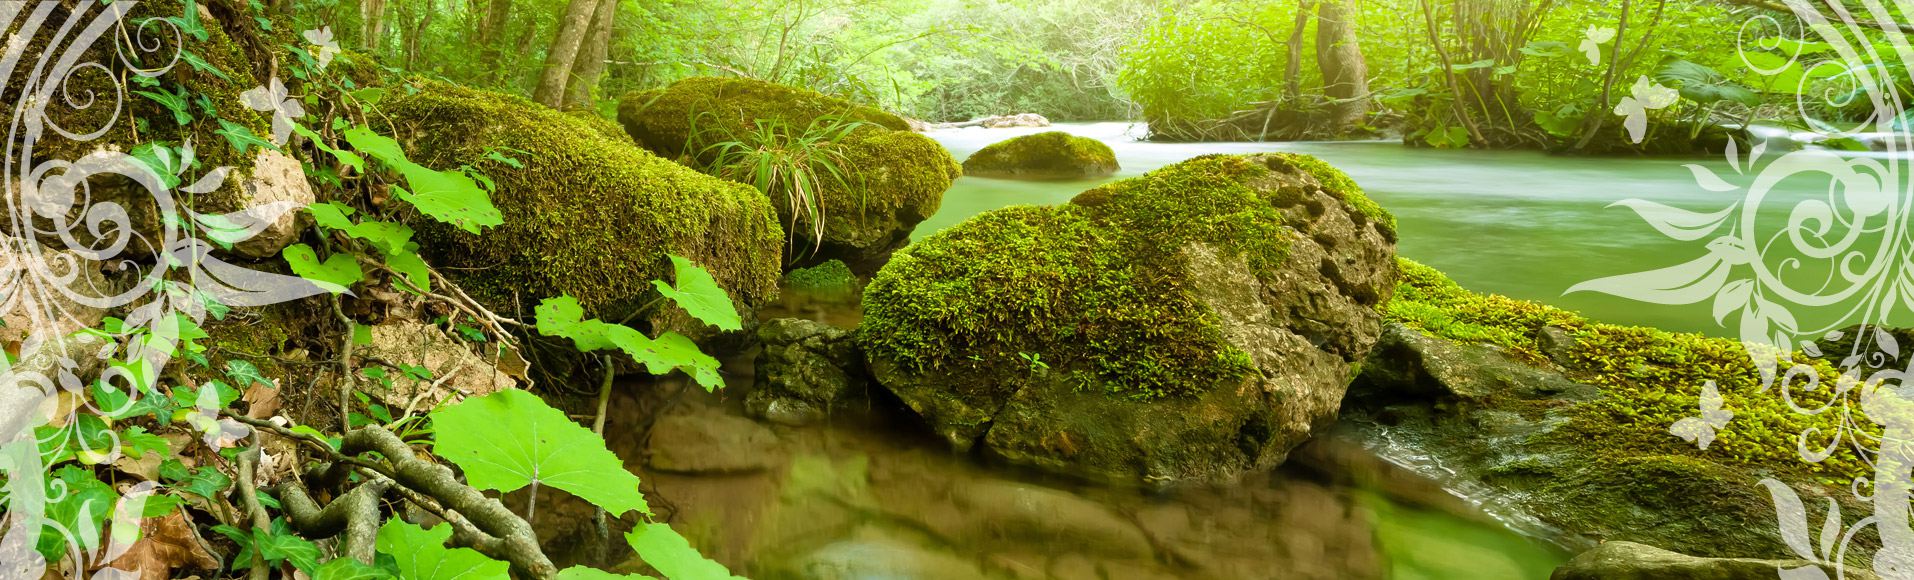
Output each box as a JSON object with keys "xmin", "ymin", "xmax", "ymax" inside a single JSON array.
[{"xmin": 608, "ymin": 124, "xmax": 1888, "ymax": 579}]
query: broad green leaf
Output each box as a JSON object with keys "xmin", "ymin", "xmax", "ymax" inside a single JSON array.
[
  {"xmin": 283, "ymin": 244, "xmax": 362, "ymax": 293},
  {"xmin": 342, "ymin": 128, "xmax": 502, "ymax": 234},
  {"xmin": 375, "ymin": 519, "xmax": 509, "ymax": 580},
  {"xmin": 38, "ymin": 466, "xmax": 117, "ymax": 560},
  {"xmin": 385, "ymin": 249, "xmax": 433, "ymax": 293},
  {"xmin": 431, "ymin": 390, "xmax": 648, "ymax": 516},
  {"xmin": 293, "ymin": 125, "xmax": 366, "ymax": 172},
  {"xmin": 533, "ymin": 297, "xmax": 723, "ymax": 390},
  {"xmin": 307, "ymin": 201, "xmax": 358, "ymax": 231},
  {"xmin": 351, "ymin": 87, "xmax": 388, "ymax": 106},
  {"xmin": 313, "ymin": 557, "xmax": 395, "ymax": 580},
  {"xmin": 625, "ymin": 523, "xmax": 737, "ymax": 580},
  {"xmin": 651, "ymin": 255, "xmax": 741, "ymax": 331}
]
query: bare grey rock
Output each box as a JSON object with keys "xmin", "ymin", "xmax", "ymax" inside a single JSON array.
[
  {"xmin": 357, "ymin": 321, "xmax": 516, "ymax": 408},
  {"xmin": 232, "ymin": 149, "xmax": 316, "ymax": 259}
]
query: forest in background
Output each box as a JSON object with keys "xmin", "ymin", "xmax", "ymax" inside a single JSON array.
[{"xmin": 292, "ymin": 0, "xmax": 1903, "ymax": 151}]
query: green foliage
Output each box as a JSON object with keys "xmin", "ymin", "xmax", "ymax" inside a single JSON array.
[
  {"xmin": 626, "ymin": 522, "xmax": 741, "ymax": 579},
  {"xmin": 534, "ymin": 296, "xmax": 723, "ymax": 390},
  {"xmin": 375, "ymin": 519, "xmax": 511, "ymax": 580},
  {"xmin": 698, "ymin": 114, "xmax": 869, "ymax": 253},
  {"xmin": 342, "ymin": 127, "xmax": 504, "ymax": 235},
  {"xmin": 782, "ymin": 259, "xmax": 858, "ymax": 291},
  {"xmin": 283, "ymin": 243, "xmax": 365, "ymax": 292},
  {"xmin": 431, "ymin": 389, "xmax": 650, "ymax": 517},
  {"xmin": 1117, "ymin": 2, "xmax": 1295, "ymax": 136}
]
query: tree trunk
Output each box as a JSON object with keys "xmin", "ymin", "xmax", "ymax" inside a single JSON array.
[
  {"xmin": 504, "ymin": 9, "xmax": 541, "ymax": 89},
  {"xmin": 564, "ymin": 0, "xmax": 618, "ymax": 109},
  {"xmin": 1314, "ymin": 0, "xmax": 1369, "ymax": 129},
  {"xmin": 1283, "ymin": 1, "xmax": 1314, "ymax": 103},
  {"xmin": 360, "ymin": 0, "xmax": 387, "ymax": 52},
  {"xmin": 403, "ymin": 0, "xmax": 435, "ymax": 71},
  {"xmin": 476, "ymin": 0, "xmax": 513, "ymax": 86},
  {"xmin": 531, "ymin": 0, "xmax": 600, "ymax": 107}
]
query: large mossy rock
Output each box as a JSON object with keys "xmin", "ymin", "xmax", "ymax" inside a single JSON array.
[
  {"xmin": 616, "ymin": 77, "xmax": 958, "ymax": 274},
  {"xmin": 961, "ymin": 131, "xmax": 1119, "ymax": 180},
  {"xmin": 380, "ymin": 82, "xmax": 783, "ymax": 333},
  {"xmin": 1550, "ymin": 542, "xmax": 1853, "ymax": 580},
  {"xmin": 858, "ymin": 153, "xmax": 1399, "ymax": 484}
]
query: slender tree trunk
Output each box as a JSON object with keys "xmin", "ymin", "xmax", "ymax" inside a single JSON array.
[
  {"xmin": 532, "ymin": 0, "xmax": 601, "ymax": 107},
  {"xmin": 403, "ymin": 0, "xmax": 436, "ymax": 71},
  {"xmin": 476, "ymin": 0, "xmax": 514, "ymax": 86},
  {"xmin": 1283, "ymin": 1, "xmax": 1314, "ymax": 104},
  {"xmin": 505, "ymin": 10, "xmax": 541, "ymax": 89},
  {"xmin": 1315, "ymin": 0, "xmax": 1369, "ymax": 129},
  {"xmin": 360, "ymin": 0, "xmax": 387, "ymax": 52},
  {"xmin": 564, "ymin": 0, "xmax": 618, "ymax": 109}
]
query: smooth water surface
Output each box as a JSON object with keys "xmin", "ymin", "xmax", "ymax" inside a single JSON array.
[{"xmin": 926, "ymin": 123, "xmax": 1893, "ymax": 336}]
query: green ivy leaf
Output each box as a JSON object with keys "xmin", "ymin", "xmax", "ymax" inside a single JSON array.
[
  {"xmin": 313, "ymin": 557, "xmax": 395, "ymax": 580},
  {"xmin": 626, "ymin": 523, "xmax": 739, "ymax": 579},
  {"xmin": 226, "ymin": 360, "xmax": 272, "ymax": 388},
  {"xmin": 375, "ymin": 519, "xmax": 510, "ymax": 580},
  {"xmin": 253, "ymin": 524, "xmax": 323, "ymax": 573},
  {"xmin": 178, "ymin": 49, "xmax": 232, "ymax": 81},
  {"xmin": 160, "ymin": 458, "xmax": 233, "ymax": 500},
  {"xmin": 38, "ymin": 465, "xmax": 117, "ymax": 561},
  {"xmin": 431, "ymin": 390, "xmax": 648, "ymax": 516},
  {"xmin": 651, "ymin": 255, "xmax": 741, "ymax": 331},
  {"xmin": 283, "ymin": 243, "xmax": 363, "ymax": 293},
  {"xmin": 215, "ymin": 119, "xmax": 278, "ymax": 155}
]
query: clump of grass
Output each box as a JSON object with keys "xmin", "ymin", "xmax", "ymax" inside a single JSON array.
[{"xmin": 692, "ymin": 113, "xmax": 871, "ymax": 259}]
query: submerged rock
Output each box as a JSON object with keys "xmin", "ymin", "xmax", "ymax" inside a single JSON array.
[
  {"xmin": 859, "ymin": 153, "xmax": 1398, "ymax": 484},
  {"xmin": 747, "ymin": 318, "xmax": 869, "ymax": 426},
  {"xmin": 1550, "ymin": 541, "xmax": 1850, "ymax": 580},
  {"xmin": 646, "ymin": 409, "xmax": 785, "ymax": 474},
  {"xmin": 962, "ymin": 132, "xmax": 1120, "ymax": 180},
  {"xmin": 379, "ymin": 82, "xmax": 784, "ymax": 335},
  {"xmin": 616, "ymin": 77, "xmax": 958, "ymax": 274}
]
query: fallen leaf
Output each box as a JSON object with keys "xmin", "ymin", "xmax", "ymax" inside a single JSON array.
[
  {"xmin": 241, "ymin": 379, "xmax": 281, "ymax": 419},
  {"xmin": 98, "ymin": 510, "xmax": 220, "ymax": 580}
]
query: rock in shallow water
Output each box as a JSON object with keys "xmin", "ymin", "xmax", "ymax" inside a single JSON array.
[
  {"xmin": 1550, "ymin": 541, "xmax": 1853, "ymax": 580},
  {"xmin": 962, "ymin": 131, "xmax": 1120, "ymax": 180},
  {"xmin": 747, "ymin": 318, "xmax": 869, "ymax": 426},
  {"xmin": 859, "ymin": 153, "xmax": 1398, "ymax": 485}
]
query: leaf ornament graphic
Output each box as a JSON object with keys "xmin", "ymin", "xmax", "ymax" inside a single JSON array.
[{"xmin": 1670, "ymin": 381, "xmax": 1734, "ymax": 450}]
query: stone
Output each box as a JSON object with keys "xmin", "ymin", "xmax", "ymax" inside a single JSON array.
[
  {"xmin": 1537, "ymin": 325, "xmax": 1579, "ymax": 367},
  {"xmin": 645, "ymin": 408, "xmax": 784, "ymax": 474},
  {"xmin": 962, "ymin": 131, "xmax": 1120, "ymax": 180},
  {"xmin": 1550, "ymin": 541, "xmax": 1857, "ymax": 580},
  {"xmin": 0, "ymin": 238, "xmax": 109, "ymax": 356},
  {"xmin": 356, "ymin": 322, "xmax": 516, "ymax": 409},
  {"xmin": 616, "ymin": 77, "xmax": 958, "ymax": 275},
  {"xmin": 1357, "ymin": 322, "xmax": 1599, "ymax": 403},
  {"xmin": 859, "ymin": 153, "xmax": 1399, "ymax": 484},
  {"xmin": 747, "ymin": 318, "xmax": 868, "ymax": 426},
  {"xmin": 232, "ymin": 149, "xmax": 317, "ymax": 259},
  {"xmin": 980, "ymin": 113, "xmax": 1051, "ymax": 128},
  {"xmin": 793, "ymin": 531, "xmax": 992, "ymax": 580}
]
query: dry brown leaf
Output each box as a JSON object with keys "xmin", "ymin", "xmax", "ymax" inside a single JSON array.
[
  {"xmin": 241, "ymin": 380, "xmax": 281, "ymax": 419},
  {"xmin": 97, "ymin": 510, "xmax": 220, "ymax": 580}
]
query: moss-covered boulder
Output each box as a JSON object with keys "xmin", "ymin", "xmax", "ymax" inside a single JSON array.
[
  {"xmin": 616, "ymin": 77, "xmax": 958, "ymax": 274},
  {"xmin": 1343, "ymin": 258, "xmax": 1874, "ymax": 560},
  {"xmin": 379, "ymin": 82, "xmax": 783, "ymax": 335},
  {"xmin": 961, "ymin": 131, "xmax": 1120, "ymax": 180},
  {"xmin": 858, "ymin": 153, "xmax": 1399, "ymax": 484}
]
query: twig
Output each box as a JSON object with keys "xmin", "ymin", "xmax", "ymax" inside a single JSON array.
[
  {"xmin": 235, "ymin": 438, "xmax": 273, "ymax": 580},
  {"xmin": 589, "ymin": 358, "xmax": 614, "ymax": 565}
]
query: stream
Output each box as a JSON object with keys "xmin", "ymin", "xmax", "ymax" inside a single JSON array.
[{"xmin": 604, "ymin": 123, "xmax": 1881, "ymax": 579}]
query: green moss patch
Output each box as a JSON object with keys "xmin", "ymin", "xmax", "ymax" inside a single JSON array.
[
  {"xmin": 379, "ymin": 81, "xmax": 783, "ymax": 318},
  {"xmin": 1388, "ymin": 258, "xmax": 1865, "ymax": 486},
  {"xmin": 961, "ymin": 131, "xmax": 1119, "ymax": 180},
  {"xmin": 861, "ymin": 154, "xmax": 1337, "ymax": 400},
  {"xmin": 616, "ymin": 76, "xmax": 909, "ymax": 161}
]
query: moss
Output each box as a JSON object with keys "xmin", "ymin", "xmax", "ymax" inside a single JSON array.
[
  {"xmin": 378, "ymin": 81, "xmax": 783, "ymax": 319},
  {"xmin": 783, "ymin": 259, "xmax": 857, "ymax": 291},
  {"xmin": 616, "ymin": 77, "xmax": 909, "ymax": 160},
  {"xmin": 961, "ymin": 131, "xmax": 1118, "ymax": 180},
  {"xmin": 1266, "ymin": 153, "xmax": 1396, "ymax": 235},
  {"xmin": 566, "ymin": 109, "xmax": 631, "ymax": 144},
  {"xmin": 810, "ymin": 130, "xmax": 959, "ymax": 248},
  {"xmin": 1387, "ymin": 257, "xmax": 1868, "ymax": 486},
  {"xmin": 860, "ymin": 154, "xmax": 1330, "ymax": 400}
]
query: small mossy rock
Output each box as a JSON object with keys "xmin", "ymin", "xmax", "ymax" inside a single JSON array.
[
  {"xmin": 859, "ymin": 153, "xmax": 1399, "ymax": 484},
  {"xmin": 782, "ymin": 260, "xmax": 859, "ymax": 293},
  {"xmin": 1357, "ymin": 322, "xmax": 1597, "ymax": 403},
  {"xmin": 1550, "ymin": 541, "xmax": 1853, "ymax": 580},
  {"xmin": 232, "ymin": 149, "xmax": 318, "ymax": 259},
  {"xmin": 616, "ymin": 77, "xmax": 957, "ymax": 274},
  {"xmin": 615, "ymin": 77, "xmax": 910, "ymax": 159},
  {"xmin": 747, "ymin": 318, "xmax": 869, "ymax": 426},
  {"xmin": 961, "ymin": 132, "xmax": 1119, "ymax": 180},
  {"xmin": 378, "ymin": 82, "xmax": 783, "ymax": 332}
]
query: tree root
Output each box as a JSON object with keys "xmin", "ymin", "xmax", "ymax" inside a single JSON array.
[
  {"xmin": 275, "ymin": 476, "xmax": 392, "ymax": 564},
  {"xmin": 231, "ymin": 416, "xmax": 559, "ymax": 579}
]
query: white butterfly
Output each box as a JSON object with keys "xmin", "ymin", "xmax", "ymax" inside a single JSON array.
[
  {"xmin": 1580, "ymin": 25, "xmax": 1617, "ymax": 66},
  {"xmin": 1670, "ymin": 381, "xmax": 1734, "ymax": 450},
  {"xmin": 1613, "ymin": 76, "xmax": 1680, "ymax": 143}
]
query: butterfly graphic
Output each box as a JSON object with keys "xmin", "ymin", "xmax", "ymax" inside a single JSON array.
[
  {"xmin": 1613, "ymin": 76, "xmax": 1681, "ymax": 143},
  {"xmin": 1580, "ymin": 25, "xmax": 1617, "ymax": 66},
  {"xmin": 1670, "ymin": 381, "xmax": 1734, "ymax": 450}
]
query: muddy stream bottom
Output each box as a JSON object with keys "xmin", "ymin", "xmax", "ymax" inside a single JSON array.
[{"xmin": 585, "ymin": 291, "xmax": 1568, "ymax": 580}]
